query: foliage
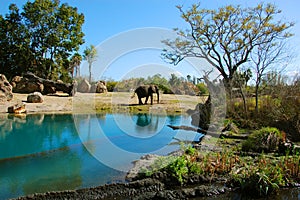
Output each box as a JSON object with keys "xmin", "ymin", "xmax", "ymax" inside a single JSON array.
[
  {"xmin": 196, "ymin": 82, "xmax": 208, "ymax": 95},
  {"xmin": 228, "ymin": 74, "xmax": 300, "ymax": 141},
  {"xmin": 162, "ymin": 3, "xmax": 293, "ymax": 93},
  {"xmin": 0, "ymin": 0, "xmax": 85, "ymax": 81},
  {"xmin": 83, "ymin": 45, "xmax": 97, "ymax": 83},
  {"xmin": 70, "ymin": 53, "xmax": 82, "ymax": 78},
  {"xmin": 242, "ymin": 127, "xmax": 284, "ymax": 153},
  {"xmin": 231, "ymin": 154, "xmax": 300, "ymax": 196},
  {"xmin": 106, "ymin": 81, "xmax": 118, "ymax": 92},
  {"xmin": 113, "ymin": 73, "xmax": 200, "ymax": 95},
  {"xmin": 141, "ymin": 144, "xmax": 300, "ymax": 197}
]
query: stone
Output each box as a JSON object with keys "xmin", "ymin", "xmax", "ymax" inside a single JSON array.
[
  {"xmin": 11, "ymin": 73, "xmax": 76, "ymax": 96},
  {"xmin": 8, "ymin": 103, "xmax": 26, "ymax": 114},
  {"xmin": 77, "ymin": 79, "xmax": 91, "ymax": 93},
  {"xmin": 0, "ymin": 74, "xmax": 13, "ymax": 101},
  {"xmin": 95, "ymin": 81, "xmax": 107, "ymax": 93},
  {"xmin": 11, "ymin": 75, "xmax": 44, "ymax": 93},
  {"xmin": 27, "ymin": 92, "xmax": 44, "ymax": 103}
]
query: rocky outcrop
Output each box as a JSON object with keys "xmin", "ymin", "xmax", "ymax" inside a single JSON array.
[
  {"xmin": 27, "ymin": 92, "xmax": 44, "ymax": 103},
  {"xmin": 11, "ymin": 75, "xmax": 44, "ymax": 94},
  {"xmin": 11, "ymin": 72, "xmax": 76, "ymax": 96},
  {"xmin": 90, "ymin": 81, "xmax": 107, "ymax": 93},
  {"xmin": 188, "ymin": 95, "xmax": 211, "ymax": 130},
  {"xmin": 0, "ymin": 74, "xmax": 13, "ymax": 101},
  {"xmin": 77, "ymin": 79, "xmax": 91, "ymax": 93}
]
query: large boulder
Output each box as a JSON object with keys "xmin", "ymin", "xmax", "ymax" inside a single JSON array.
[
  {"xmin": 11, "ymin": 75, "xmax": 44, "ymax": 93},
  {"xmin": 77, "ymin": 79, "xmax": 91, "ymax": 93},
  {"xmin": 0, "ymin": 74, "xmax": 13, "ymax": 101},
  {"xmin": 27, "ymin": 92, "xmax": 44, "ymax": 103},
  {"xmin": 91, "ymin": 81, "xmax": 107, "ymax": 93},
  {"xmin": 11, "ymin": 73, "xmax": 75, "ymax": 96}
]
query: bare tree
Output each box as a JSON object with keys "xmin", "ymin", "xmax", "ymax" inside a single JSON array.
[{"xmin": 250, "ymin": 41, "xmax": 292, "ymax": 113}]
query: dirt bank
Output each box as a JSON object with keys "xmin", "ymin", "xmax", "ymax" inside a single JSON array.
[{"xmin": 0, "ymin": 92, "xmax": 205, "ymax": 114}]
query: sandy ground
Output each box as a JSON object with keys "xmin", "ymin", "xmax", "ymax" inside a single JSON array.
[{"xmin": 0, "ymin": 92, "xmax": 207, "ymax": 114}]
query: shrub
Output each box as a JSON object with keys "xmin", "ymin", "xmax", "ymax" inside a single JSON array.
[{"xmin": 242, "ymin": 127, "xmax": 284, "ymax": 153}]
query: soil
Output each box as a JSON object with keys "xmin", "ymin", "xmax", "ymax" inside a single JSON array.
[{"xmin": 0, "ymin": 92, "xmax": 205, "ymax": 115}]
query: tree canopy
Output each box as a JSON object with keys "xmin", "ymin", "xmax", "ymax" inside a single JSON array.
[
  {"xmin": 0, "ymin": 0, "xmax": 84, "ymax": 81},
  {"xmin": 162, "ymin": 3, "xmax": 294, "ymax": 93}
]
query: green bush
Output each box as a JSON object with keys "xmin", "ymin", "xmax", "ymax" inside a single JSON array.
[
  {"xmin": 106, "ymin": 81, "xmax": 118, "ymax": 92},
  {"xmin": 196, "ymin": 83, "xmax": 209, "ymax": 95},
  {"xmin": 242, "ymin": 127, "xmax": 284, "ymax": 153}
]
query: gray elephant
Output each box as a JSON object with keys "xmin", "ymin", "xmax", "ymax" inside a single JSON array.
[{"xmin": 132, "ymin": 85, "xmax": 159, "ymax": 105}]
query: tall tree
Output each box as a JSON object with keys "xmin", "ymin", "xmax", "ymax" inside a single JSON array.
[
  {"xmin": 22, "ymin": 0, "xmax": 85, "ymax": 79},
  {"xmin": 0, "ymin": 0, "xmax": 85, "ymax": 80},
  {"xmin": 0, "ymin": 4, "xmax": 32, "ymax": 79},
  {"xmin": 83, "ymin": 45, "xmax": 97, "ymax": 83},
  {"xmin": 162, "ymin": 3, "xmax": 293, "ymax": 96}
]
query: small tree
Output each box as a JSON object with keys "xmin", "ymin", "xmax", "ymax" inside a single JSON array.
[
  {"xmin": 250, "ymin": 41, "xmax": 292, "ymax": 113},
  {"xmin": 70, "ymin": 53, "xmax": 82, "ymax": 78},
  {"xmin": 83, "ymin": 45, "xmax": 97, "ymax": 83}
]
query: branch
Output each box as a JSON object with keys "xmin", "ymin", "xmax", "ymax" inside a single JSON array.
[{"xmin": 167, "ymin": 125, "xmax": 249, "ymax": 140}]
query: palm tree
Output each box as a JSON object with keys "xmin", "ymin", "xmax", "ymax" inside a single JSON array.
[
  {"xmin": 70, "ymin": 53, "xmax": 82, "ymax": 78},
  {"xmin": 83, "ymin": 45, "xmax": 97, "ymax": 83}
]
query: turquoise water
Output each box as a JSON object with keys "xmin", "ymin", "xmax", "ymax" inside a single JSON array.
[{"xmin": 0, "ymin": 113, "xmax": 201, "ymax": 199}]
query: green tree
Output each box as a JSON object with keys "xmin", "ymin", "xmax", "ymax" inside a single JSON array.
[
  {"xmin": 70, "ymin": 52, "xmax": 82, "ymax": 78},
  {"xmin": 22, "ymin": 0, "xmax": 84, "ymax": 79},
  {"xmin": 83, "ymin": 45, "xmax": 97, "ymax": 83},
  {"xmin": 162, "ymin": 3, "xmax": 293, "ymax": 97},
  {"xmin": 0, "ymin": 4, "xmax": 32, "ymax": 79},
  {"xmin": 0, "ymin": 0, "xmax": 84, "ymax": 80}
]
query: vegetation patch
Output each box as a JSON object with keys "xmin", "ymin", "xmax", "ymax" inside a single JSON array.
[
  {"xmin": 138, "ymin": 144, "xmax": 300, "ymax": 197},
  {"xmin": 242, "ymin": 127, "xmax": 284, "ymax": 153}
]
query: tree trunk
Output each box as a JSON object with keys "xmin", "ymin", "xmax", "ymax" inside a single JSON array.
[{"xmin": 89, "ymin": 64, "xmax": 92, "ymax": 83}]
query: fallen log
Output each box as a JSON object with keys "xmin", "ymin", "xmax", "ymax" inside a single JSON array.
[{"xmin": 167, "ymin": 125, "xmax": 249, "ymax": 140}]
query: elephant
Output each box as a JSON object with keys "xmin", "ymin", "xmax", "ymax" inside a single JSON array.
[{"xmin": 132, "ymin": 85, "xmax": 159, "ymax": 105}]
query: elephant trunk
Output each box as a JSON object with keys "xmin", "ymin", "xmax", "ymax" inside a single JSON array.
[{"xmin": 156, "ymin": 90, "xmax": 159, "ymax": 103}]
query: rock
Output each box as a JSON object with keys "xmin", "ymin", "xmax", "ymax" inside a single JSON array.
[
  {"xmin": 77, "ymin": 79, "xmax": 91, "ymax": 93},
  {"xmin": 0, "ymin": 74, "xmax": 13, "ymax": 101},
  {"xmin": 93, "ymin": 81, "xmax": 107, "ymax": 93},
  {"xmin": 11, "ymin": 73, "xmax": 75, "ymax": 96},
  {"xmin": 11, "ymin": 75, "xmax": 44, "ymax": 93},
  {"xmin": 27, "ymin": 92, "xmax": 44, "ymax": 103},
  {"xmin": 8, "ymin": 103, "xmax": 26, "ymax": 114},
  {"xmin": 190, "ymin": 95, "xmax": 211, "ymax": 130}
]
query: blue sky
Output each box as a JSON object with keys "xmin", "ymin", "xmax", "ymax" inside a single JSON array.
[{"xmin": 1, "ymin": 0, "xmax": 300, "ymax": 81}]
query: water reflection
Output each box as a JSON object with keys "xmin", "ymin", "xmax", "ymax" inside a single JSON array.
[
  {"xmin": 0, "ymin": 113, "xmax": 195, "ymax": 199},
  {"xmin": 134, "ymin": 113, "xmax": 159, "ymax": 134}
]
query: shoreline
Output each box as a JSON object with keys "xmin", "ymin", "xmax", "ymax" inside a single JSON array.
[{"xmin": 0, "ymin": 92, "xmax": 204, "ymax": 115}]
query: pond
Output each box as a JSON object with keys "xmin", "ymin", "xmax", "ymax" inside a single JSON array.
[{"xmin": 0, "ymin": 113, "xmax": 201, "ymax": 199}]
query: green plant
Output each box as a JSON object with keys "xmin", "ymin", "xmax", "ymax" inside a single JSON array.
[
  {"xmin": 167, "ymin": 156, "xmax": 189, "ymax": 185},
  {"xmin": 242, "ymin": 127, "xmax": 283, "ymax": 153}
]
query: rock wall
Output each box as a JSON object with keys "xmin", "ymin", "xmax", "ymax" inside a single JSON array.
[{"xmin": 0, "ymin": 74, "xmax": 13, "ymax": 101}]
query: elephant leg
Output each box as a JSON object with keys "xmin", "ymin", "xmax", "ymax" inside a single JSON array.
[
  {"xmin": 150, "ymin": 94, "xmax": 153, "ymax": 105},
  {"xmin": 138, "ymin": 97, "xmax": 143, "ymax": 105},
  {"xmin": 145, "ymin": 96, "xmax": 149, "ymax": 104}
]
